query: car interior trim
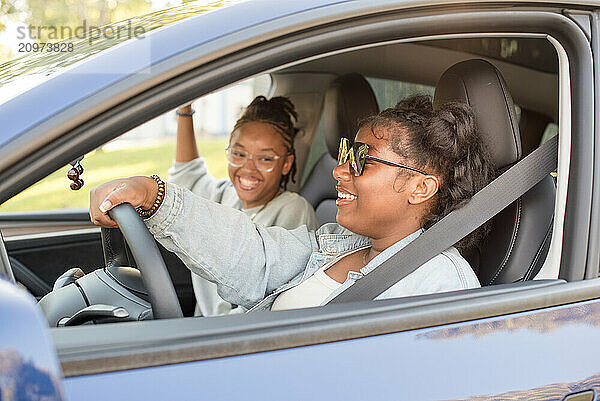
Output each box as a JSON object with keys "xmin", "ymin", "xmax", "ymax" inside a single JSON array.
[
  {"xmin": 582, "ymin": 11, "xmax": 600, "ymax": 280},
  {"xmin": 4, "ymin": 228, "xmax": 101, "ymax": 248},
  {"xmin": 551, "ymin": 14, "xmax": 595, "ymax": 282},
  {"xmin": 270, "ymin": 31, "xmax": 551, "ymax": 73},
  {"xmin": 0, "ymin": 231, "xmax": 15, "ymax": 283},
  {"xmin": 9, "ymin": 256, "xmax": 51, "ymax": 296},
  {"xmin": 565, "ymin": 10, "xmax": 593, "ymax": 40},
  {"xmin": 535, "ymin": 34, "xmax": 572, "ymax": 280},
  {"xmin": 0, "ymin": 208, "xmax": 90, "ymax": 222}
]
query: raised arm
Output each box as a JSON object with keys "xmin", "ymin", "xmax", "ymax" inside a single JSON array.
[
  {"xmin": 175, "ymin": 105, "xmax": 199, "ymax": 162},
  {"xmin": 169, "ymin": 105, "xmax": 236, "ymax": 203}
]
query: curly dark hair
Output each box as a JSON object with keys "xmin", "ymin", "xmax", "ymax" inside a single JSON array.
[
  {"xmin": 232, "ymin": 95, "xmax": 299, "ymax": 190},
  {"xmin": 359, "ymin": 94, "xmax": 495, "ymax": 251}
]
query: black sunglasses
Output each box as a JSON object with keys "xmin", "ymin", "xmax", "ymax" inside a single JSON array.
[{"xmin": 337, "ymin": 137, "xmax": 428, "ymax": 176}]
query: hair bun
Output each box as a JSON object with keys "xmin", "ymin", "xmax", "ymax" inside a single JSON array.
[
  {"xmin": 268, "ymin": 96, "xmax": 298, "ymax": 122},
  {"xmin": 395, "ymin": 94, "xmax": 433, "ymax": 114},
  {"xmin": 392, "ymin": 94, "xmax": 433, "ymax": 127},
  {"xmin": 424, "ymin": 101, "xmax": 477, "ymax": 162}
]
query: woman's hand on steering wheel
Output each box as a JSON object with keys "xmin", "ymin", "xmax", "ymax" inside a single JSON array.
[{"xmin": 89, "ymin": 176, "xmax": 159, "ymax": 228}]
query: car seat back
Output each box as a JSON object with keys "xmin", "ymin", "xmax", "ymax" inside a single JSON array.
[
  {"xmin": 301, "ymin": 73, "xmax": 379, "ymax": 225},
  {"xmin": 433, "ymin": 59, "xmax": 555, "ymax": 284}
]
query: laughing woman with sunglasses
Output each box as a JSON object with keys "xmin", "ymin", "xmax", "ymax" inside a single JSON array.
[
  {"xmin": 168, "ymin": 96, "xmax": 317, "ymax": 316},
  {"xmin": 90, "ymin": 95, "xmax": 494, "ymax": 312}
]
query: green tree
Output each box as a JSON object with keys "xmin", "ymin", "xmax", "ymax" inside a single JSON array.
[
  {"xmin": 0, "ymin": 0, "xmax": 26, "ymax": 62},
  {"xmin": 0, "ymin": 1, "xmax": 227, "ymax": 73},
  {"xmin": 23, "ymin": 0, "xmax": 152, "ymax": 42}
]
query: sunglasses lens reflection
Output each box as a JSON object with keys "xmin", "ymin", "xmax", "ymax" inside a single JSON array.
[
  {"xmin": 353, "ymin": 143, "xmax": 368, "ymax": 176},
  {"xmin": 337, "ymin": 138, "xmax": 350, "ymax": 165},
  {"xmin": 337, "ymin": 138, "xmax": 369, "ymax": 176}
]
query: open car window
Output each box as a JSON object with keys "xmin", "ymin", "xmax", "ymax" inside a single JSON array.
[
  {"xmin": 0, "ymin": 75, "xmax": 270, "ymax": 215},
  {"xmin": 10, "ymin": 31, "xmax": 565, "ymax": 307}
]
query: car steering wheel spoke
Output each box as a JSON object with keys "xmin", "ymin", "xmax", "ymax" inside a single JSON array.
[{"xmin": 107, "ymin": 204, "xmax": 182, "ymax": 319}]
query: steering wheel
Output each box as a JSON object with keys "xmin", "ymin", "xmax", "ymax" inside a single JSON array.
[{"xmin": 106, "ymin": 203, "xmax": 182, "ymax": 319}]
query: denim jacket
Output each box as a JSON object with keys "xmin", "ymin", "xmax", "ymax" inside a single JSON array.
[{"xmin": 146, "ymin": 183, "xmax": 481, "ymax": 312}]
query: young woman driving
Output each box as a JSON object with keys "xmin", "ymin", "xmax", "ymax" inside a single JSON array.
[
  {"xmin": 89, "ymin": 95, "xmax": 494, "ymax": 311},
  {"xmin": 169, "ymin": 96, "xmax": 317, "ymax": 315}
]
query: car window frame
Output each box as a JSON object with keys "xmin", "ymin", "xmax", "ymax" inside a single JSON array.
[
  {"xmin": 0, "ymin": 5, "xmax": 597, "ymax": 376},
  {"xmin": 585, "ymin": 10, "xmax": 600, "ymax": 279}
]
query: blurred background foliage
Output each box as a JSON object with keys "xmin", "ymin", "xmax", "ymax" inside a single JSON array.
[
  {"xmin": 1, "ymin": 0, "xmax": 149, "ymax": 62},
  {"xmin": 0, "ymin": 0, "xmax": 228, "ymax": 84},
  {"xmin": 0, "ymin": 0, "xmax": 221, "ymax": 64},
  {"xmin": 0, "ymin": 139, "xmax": 229, "ymax": 212}
]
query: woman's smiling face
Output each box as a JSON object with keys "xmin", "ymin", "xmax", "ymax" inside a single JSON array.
[
  {"xmin": 333, "ymin": 124, "xmax": 438, "ymax": 242},
  {"xmin": 228, "ymin": 121, "xmax": 293, "ymax": 209}
]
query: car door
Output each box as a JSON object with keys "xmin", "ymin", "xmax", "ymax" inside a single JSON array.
[{"xmin": 2, "ymin": 1, "xmax": 600, "ymax": 400}]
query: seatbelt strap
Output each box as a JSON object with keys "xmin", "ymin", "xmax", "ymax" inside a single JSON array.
[{"xmin": 327, "ymin": 135, "xmax": 558, "ymax": 304}]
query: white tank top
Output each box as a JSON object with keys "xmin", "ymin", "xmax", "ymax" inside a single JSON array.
[{"xmin": 271, "ymin": 266, "xmax": 344, "ymax": 311}]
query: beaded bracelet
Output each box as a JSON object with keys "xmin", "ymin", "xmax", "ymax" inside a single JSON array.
[
  {"xmin": 137, "ymin": 175, "xmax": 165, "ymax": 218},
  {"xmin": 176, "ymin": 109, "xmax": 195, "ymax": 117}
]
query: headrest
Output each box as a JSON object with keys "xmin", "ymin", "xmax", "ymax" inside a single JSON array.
[
  {"xmin": 323, "ymin": 73, "xmax": 379, "ymax": 157},
  {"xmin": 433, "ymin": 59, "xmax": 521, "ymax": 169}
]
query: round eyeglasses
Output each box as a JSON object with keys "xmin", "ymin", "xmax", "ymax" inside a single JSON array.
[{"xmin": 226, "ymin": 147, "xmax": 288, "ymax": 173}]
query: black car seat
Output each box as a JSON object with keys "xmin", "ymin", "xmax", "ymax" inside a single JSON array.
[
  {"xmin": 433, "ymin": 59, "xmax": 556, "ymax": 285},
  {"xmin": 300, "ymin": 73, "xmax": 379, "ymax": 225}
]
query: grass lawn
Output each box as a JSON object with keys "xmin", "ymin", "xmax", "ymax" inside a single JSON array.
[{"xmin": 0, "ymin": 139, "xmax": 229, "ymax": 213}]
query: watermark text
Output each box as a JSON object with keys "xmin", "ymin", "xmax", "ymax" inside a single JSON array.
[{"xmin": 16, "ymin": 20, "xmax": 146, "ymax": 45}]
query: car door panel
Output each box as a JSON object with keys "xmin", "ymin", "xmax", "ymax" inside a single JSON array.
[
  {"xmin": 61, "ymin": 297, "xmax": 600, "ymax": 400},
  {"xmin": 4, "ymin": 229, "xmax": 195, "ymax": 314},
  {"xmin": 0, "ymin": 209, "xmax": 93, "ymax": 236},
  {"xmin": 4, "ymin": 230, "xmax": 104, "ymax": 292}
]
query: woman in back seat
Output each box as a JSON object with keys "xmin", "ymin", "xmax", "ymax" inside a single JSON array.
[{"xmin": 169, "ymin": 96, "xmax": 317, "ymax": 316}]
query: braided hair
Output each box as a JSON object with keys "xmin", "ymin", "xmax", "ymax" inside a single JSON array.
[
  {"xmin": 232, "ymin": 96, "xmax": 299, "ymax": 189},
  {"xmin": 359, "ymin": 94, "xmax": 495, "ymax": 251}
]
